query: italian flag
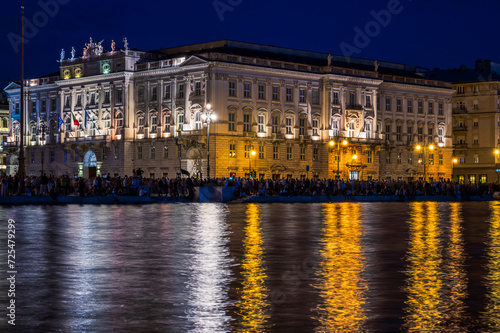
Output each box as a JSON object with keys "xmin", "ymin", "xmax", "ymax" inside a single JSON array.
[{"xmin": 72, "ymin": 112, "xmax": 80, "ymax": 127}]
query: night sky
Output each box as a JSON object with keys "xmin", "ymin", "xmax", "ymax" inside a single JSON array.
[{"xmin": 1, "ymin": 0, "xmax": 499, "ymax": 87}]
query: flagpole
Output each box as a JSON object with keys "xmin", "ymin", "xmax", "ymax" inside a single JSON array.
[{"xmin": 18, "ymin": 1, "xmax": 26, "ymax": 178}]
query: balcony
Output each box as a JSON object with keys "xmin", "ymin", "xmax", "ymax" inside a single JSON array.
[
  {"xmin": 452, "ymin": 125, "xmax": 468, "ymax": 132},
  {"xmin": 453, "ymin": 143, "xmax": 468, "ymax": 149},
  {"xmin": 346, "ymin": 104, "xmax": 363, "ymax": 111},
  {"xmin": 452, "ymin": 107, "xmax": 468, "ymax": 114},
  {"xmin": 271, "ymin": 133, "xmax": 284, "ymax": 140}
]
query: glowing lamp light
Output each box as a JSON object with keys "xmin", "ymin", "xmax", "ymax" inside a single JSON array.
[
  {"xmin": 329, "ymin": 141, "xmax": 334, "ymax": 146},
  {"xmin": 342, "ymin": 140, "xmax": 348, "ymax": 146},
  {"xmin": 251, "ymin": 150, "xmax": 256, "ymax": 156},
  {"xmin": 453, "ymin": 158, "xmax": 458, "ymax": 163},
  {"xmin": 429, "ymin": 144, "xmax": 434, "ymax": 150},
  {"xmin": 206, "ymin": 103, "xmax": 211, "ymax": 110},
  {"xmin": 495, "ymin": 149, "xmax": 500, "ymax": 155},
  {"xmin": 352, "ymin": 154, "xmax": 358, "ymax": 160},
  {"xmin": 116, "ymin": 134, "xmax": 122, "ymax": 140},
  {"xmin": 416, "ymin": 145, "xmax": 422, "ymax": 151}
]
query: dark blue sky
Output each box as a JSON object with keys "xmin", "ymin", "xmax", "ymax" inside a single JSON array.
[{"xmin": 1, "ymin": 0, "xmax": 499, "ymax": 86}]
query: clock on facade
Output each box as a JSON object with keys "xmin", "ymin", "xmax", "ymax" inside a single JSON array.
[{"xmin": 102, "ymin": 63, "xmax": 111, "ymax": 74}]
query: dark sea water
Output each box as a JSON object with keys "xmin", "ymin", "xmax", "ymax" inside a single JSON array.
[{"xmin": 0, "ymin": 202, "xmax": 499, "ymax": 332}]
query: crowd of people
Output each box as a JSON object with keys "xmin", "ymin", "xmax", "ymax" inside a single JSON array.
[{"xmin": 0, "ymin": 172, "xmax": 498, "ymax": 201}]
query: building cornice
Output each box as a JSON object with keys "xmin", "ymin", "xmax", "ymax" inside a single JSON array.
[{"xmin": 380, "ymin": 81, "xmax": 453, "ymax": 95}]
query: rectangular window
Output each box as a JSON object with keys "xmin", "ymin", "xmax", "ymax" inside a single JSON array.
[
  {"xmin": 104, "ymin": 91, "xmax": 110, "ymax": 104},
  {"xmin": 407, "ymin": 126, "xmax": 413, "ymax": 143},
  {"xmin": 272, "ymin": 116, "xmax": 279, "ymax": 134},
  {"xmin": 229, "ymin": 81, "xmax": 236, "ymax": 97},
  {"xmin": 243, "ymin": 114, "xmax": 251, "ymax": 132},
  {"xmin": 312, "ymin": 90, "xmax": 319, "ymax": 104},
  {"xmin": 114, "ymin": 146, "xmax": 119, "ymax": 159},
  {"xmin": 385, "ymin": 124, "xmax": 391, "ymax": 141},
  {"xmin": 286, "ymin": 88, "xmax": 292, "ymax": 102},
  {"xmin": 287, "ymin": 146, "xmax": 293, "ymax": 160},
  {"xmin": 408, "ymin": 153, "xmax": 413, "ymax": 164},
  {"xmin": 396, "ymin": 126, "xmax": 402, "ymax": 141},
  {"xmin": 195, "ymin": 81, "xmax": 201, "ymax": 96},
  {"xmin": 244, "ymin": 145, "xmax": 251, "ymax": 159},
  {"xmin": 480, "ymin": 174, "xmax": 487, "ymax": 183},
  {"xmin": 32, "ymin": 101, "xmax": 37, "ymax": 114},
  {"xmin": 332, "ymin": 119, "xmax": 339, "ymax": 136},
  {"xmin": 164, "ymin": 85, "xmax": 171, "ymax": 99},
  {"xmin": 418, "ymin": 101, "xmax": 423, "ymax": 113},
  {"xmin": 428, "ymin": 102, "xmax": 433, "ymax": 114},
  {"xmin": 474, "ymin": 154, "xmax": 479, "ymax": 164},
  {"xmin": 439, "ymin": 154, "xmax": 443, "ymax": 165},
  {"xmin": 229, "ymin": 144, "xmax": 236, "ymax": 158},
  {"xmin": 385, "ymin": 98, "xmax": 391, "ymax": 111},
  {"xmin": 438, "ymin": 103, "xmax": 443, "ymax": 115},
  {"xmin": 51, "ymin": 98, "xmax": 56, "ymax": 111},
  {"xmin": 150, "ymin": 146, "xmax": 155, "ymax": 159},
  {"xmin": 151, "ymin": 87, "xmax": 158, "ymax": 101},
  {"xmin": 299, "ymin": 118, "xmax": 305, "ymax": 136},
  {"xmin": 366, "ymin": 95, "xmax": 372, "ymax": 108},
  {"xmin": 41, "ymin": 100, "xmax": 47, "ymax": 112},
  {"xmin": 313, "ymin": 147, "xmax": 319, "ymax": 161},
  {"xmin": 333, "ymin": 91, "xmax": 339, "ymax": 105},
  {"xmin": 151, "ymin": 116, "xmax": 157, "ymax": 133},
  {"xmin": 349, "ymin": 93, "xmax": 355, "ymax": 106},
  {"xmin": 286, "ymin": 117, "xmax": 292, "ymax": 134},
  {"xmin": 138, "ymin": 88, "xmax": 144, "ymax": 103},
  {"xmin": 178, "ymin": 114, "xmax": 184, "ymax": 131},
  {"xmin": 258, "ymin": 85, "xmax": 265, "ymax": 99},
  {"xmin": 178, "ymin": 84, "xmax": 184, "ymax": 98},
  {"xmin": 273, "ymin": 145, "xmax": 279, "ymax": 159},
  {"xmin": 76, "ymin": 95, "xmax": 82, "ymax": 107},
  {"xmin": 137, "ymin": 146, "xmax": 143, "ymax": 159},
  {"xmin": 429, "ymin": 153, "xmax": 434, "ymax": 165},
  {"xmin": 397, "ymin": 153, "xmax": 402, "ymax": 164},
  {"xmin": 407, "ymin": 99, "xmax": 413, "ymax": 113},
  {"xmin": 272, "ymin": 86, "xmax": 279, "ymax": 101},
  {"xmin": 258, "ymin": 115, "xmax": 265, "ymax": 132},
  {"xmin": 312, "ymin": 119, "xmax": 319, "ymax": 136},
  {"xmin": 367, "ymin": 150, "xmax": 372, "ymax": 163},
  {"xmin": 244, "ymin": 83, "xmax": 251, "ymax": 98},
  {"xmin": 386, "ymin": 152, "xmax": 391, "ymax": 164},
  {"xmin": 396, "ymin": 99, "xmax": 402, "ymax": 112},
  {"xmin": 469, "ymin": 174, "xmax": 476, "ymax": 183},
  {"xmin": 438, "ymin": 128, "xmax": 444, "ymax": 143},
  {"xmin": 300, "ymin": 147, "xmax": 306, "ymax": 161},
  {"xmin": 259, "ymin": 145, "xmax": 264, "ymax": 159},
  {"xmin": 164, "ymin": 145, "xmax": 168, "ymax": 159},
  {"xmin": 228, "ymin": 113, "xmax": 235, "ymax": 131},
  {"xmin": 115, "ymin": 89, "xmax": 123, "ymax": 104},
  {"xmin": 300, "ymin": 89, "xmax": 306, "ymax": 103}
]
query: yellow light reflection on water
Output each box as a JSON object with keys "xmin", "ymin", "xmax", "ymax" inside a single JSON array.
[
  {"xmin": 314, "ymin": 203, "xmax": 367, "ymax": 333},
  {"xmin": 480, "ymin": 202, "xmax": 500, "ymax": 331},
  {"xmin": 235, "ymin": 203, "xmax": 270, "ymax": 332},
  {"xmin": 442, "ymin": 202, "xmax": 469, "ymax": 331},
  {"xmin": 403, "ymin": 202, "xmax": 443, "ymax": 332}
]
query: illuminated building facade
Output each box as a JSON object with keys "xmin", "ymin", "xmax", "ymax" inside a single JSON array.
[
  {"xmin": 0, "ymin": 103, "xmax": 8, "ymax": 174},
  {"xmin": 427, "ymin": 60, "xmax": 500, "ymax": 184},
  {"xmin": 4, "ymin": 39, "xmax": 453, "ymax": 180}
]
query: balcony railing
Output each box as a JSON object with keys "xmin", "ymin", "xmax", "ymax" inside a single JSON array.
[
  {"xmin": 452, "ymin": 125, "xmax": 468, "ymax": 131},
  {"xmin": 453, "ymin": 143, "xmax": 468, "ymax": 148}
]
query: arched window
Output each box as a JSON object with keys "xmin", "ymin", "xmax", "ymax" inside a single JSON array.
[
  {"xmin": 151, "ymin": 115, "xmax": 157, "ymax": 133},
  {"xmin": 2, "ymin": 118, "xmax": 7, "ymax": 128},
  {"xmin": 164, "ymin": 114, "xmax": 171, "ymax": 133},
  {"xmin": 285, "ymin": 116, "xmax": 293, "ymax": 135},
  {"xmin": 103, "ymin": 113, "xmax": 111, "ymax": 134},
  {"xmin": 138, "ymin": 116, "xmax": 145, "ymax": 133},
  {"xmin": 30, "ymin": 123, "xmax": 37, "ymax": 141}
]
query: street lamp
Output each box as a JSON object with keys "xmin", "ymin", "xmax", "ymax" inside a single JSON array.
[
  {"xmin": 329, "ymin": 138, "xmax": 348, "ymax": 179},
  {"xmin": 249, "ymin": 149, "xmax": 256, "ymax": 178},
  {"xmin": 201, "ymin": 103, "xmax": 216, "ymax": 179},
  {"xmin": 415, "ymin": 143, "xmax": 434, "ymax": 181}
]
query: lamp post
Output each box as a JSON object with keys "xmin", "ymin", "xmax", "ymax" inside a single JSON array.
[
  {"xmin": 416, "ymin": 143, "xmax": 434, "ymax": 181},
  {"xmin": 329, "ymin": 138, "xmax": 348, "ymax": 179},
  {"xmin": 201, "ymin": 103, "xmax": 216, "ymax": 179},
  {"xmin": 249, "ymin": 149, "xmax": 256, "ymax": 178}
]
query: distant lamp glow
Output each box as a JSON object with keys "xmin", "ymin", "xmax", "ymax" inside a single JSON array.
[
  {"xmin": 429, "ymin": 144, "xmax": 434, "ymax": 150},
  {"xmin": 416, "ymin": 145, "xmax": 422, "ymax": 151},
  {"xmin": 352, "ymin": 154, "xmax": 357, "ymax": 160},
  {"xmin": 329, "ymin": 140, "xmax": 334, "ymax": 146},
  {"xmin": 453, "ymin": 158, "xmax": 458, "ymax": 164},
  {"xmin": 206, "ymin": 103, "xmax": 211, "ymax": 110},
  {"xmin": 495, "ymin": 149, "xmax": 500, "ymax": 155},
  {"xmin": 342, "ymin": 140, "xmax": 348, "ymax": 146},
  {"xmin": 251, "ymin": 150, "xmax": 256, "ymax": 156}
]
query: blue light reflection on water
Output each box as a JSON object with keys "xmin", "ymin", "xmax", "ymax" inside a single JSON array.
[{"xmin": 0, "ymin": 202, "xmax": 497, "ymax": 332}]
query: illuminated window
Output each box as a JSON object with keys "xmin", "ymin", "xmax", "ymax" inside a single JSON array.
[
  {"xmin": 285, "ymin": 117, "xmax": 292, "ymax": 134},
  {"xmin": 194, "ymin": 112, "xmax": 202, "ymax": 130},
  {"xmin": 163, "ymin": 145, "xmax": 168, "ymax": 159},
  {"xmin": 367, "ymin": 150, "xmax": 372, "ymax": 163},
  {"xmin": 300, "ymin": 89, "xmax": 306, "ymax": 103},
  {"xmin": 469, "ymin": 174, "xmax": 476, "ymax": 183},
  {"xmin": 480, "ymin": 174, "xmax": 487, "ymax": 183},
  {"xmin": 258, "ymin": 115, "xmax": 265, "ymax": 133},
  {"xmin": 151, "ymin": 115, "xmax": 157, "ymax": 133},
  {"xmin": 229, "ymin": 144, "xmax": 236, "ymax": 158},
  {"xmin": 312, "ymin": 119, "xmax": 319, "ymax": 136},
  {"xmin": 164, "ymin": 115, "xmax": 170, "ymax": 133}
]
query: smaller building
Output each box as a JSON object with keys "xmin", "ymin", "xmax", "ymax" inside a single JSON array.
[{"xmin": 426, "ymin": 60, "xmax": 500, "ymax": 184}]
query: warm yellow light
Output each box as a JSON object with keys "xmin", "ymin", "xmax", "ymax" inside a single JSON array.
[
  {"xmin": 453, "ymin": 158, "xmax": 458, "ymax": 164},
  {"xmin": 342, "ymin": 140, "xmax": 348, "ymax": 146},
  {"xmin": 251, "ymin": 150, "xmax": 256, "ymax": 156},
  {"xmin": 206, "ymin": 103, "xmax": 211, "ymax": 110},
  {"xmin": 352, "ymin": 155, "xmax": 357, "ymax": 160},
  {"xmin": 429, "ymin": 144, "xmax": 434, "ymax": 150},
  {"xmin": 329, "ymin": 140, "xmax": 334, "ymax": 146},
  {"xmin": 495, "ymin": 149, "xmax": 500, "ymax": 155},
  {"xmin": 416, "ymin": 145, "xmax": 422, "ymax": 151}
]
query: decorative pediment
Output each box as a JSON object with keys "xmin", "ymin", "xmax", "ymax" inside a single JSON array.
[
  {"xmin": 4, "ymin": 82, "xmax": 20, "ymax": 92},
  {"xmin": 179, "ymin": 55, "xmax": 208, "ymax": 67}
]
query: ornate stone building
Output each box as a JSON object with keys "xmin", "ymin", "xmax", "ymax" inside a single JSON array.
[
  {"xmin": 427, "ymin": 60, "xmax": 500, "ymax": 184},
  {"xmin": 4, "ymin": 39, "xmax": 453, "ymax": 180}
]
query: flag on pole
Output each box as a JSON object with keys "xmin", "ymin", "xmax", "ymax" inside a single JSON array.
[
  {"xmin": 84, "ymin": 108, "xmax": 90, "ymax": 129},
  {"xmin": 57, "ymin": 114, "xmax": 64, "ymax": 131},
  {"xmin": 71, "ymin": 111, "xmax": 80, "ymax": 127}
]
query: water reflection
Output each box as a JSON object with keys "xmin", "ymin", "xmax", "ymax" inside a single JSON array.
[
  {"xmin": 235, "ymin": 203, "xmax": 270, "ymax": 332},
  {"xmin": 481, "ymin": 202, "xmax": 500, "ymax": 332},
  {"xmin": 404, "ymin": 202, "xmax": 443, "ymax": 332},
  {"xmin": 313, "ymin": 203, "xmax": 368, "ymax": 332},
  {"xmin": 184, "ymin": 204, "xmax": 233, "ymax": 332},
  {"xmin": 442, "ymin": 202, "xmax": 469, "ymax": 331}
]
